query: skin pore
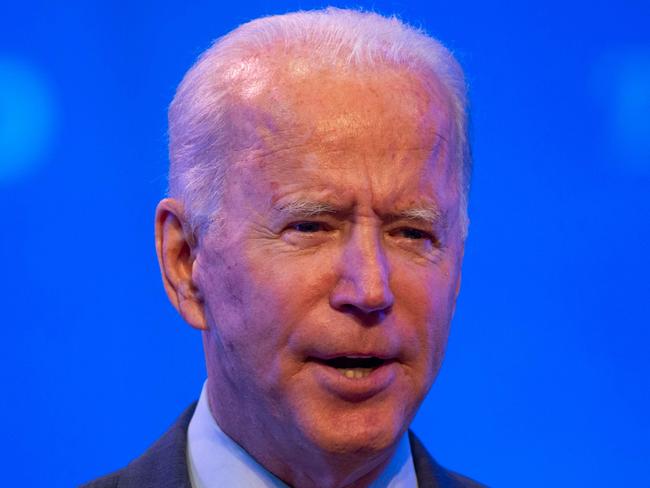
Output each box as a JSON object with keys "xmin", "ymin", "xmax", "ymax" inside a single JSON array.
[{"xmin": 155, "ymin": 53, "xmax": 465, "ymax": 488}]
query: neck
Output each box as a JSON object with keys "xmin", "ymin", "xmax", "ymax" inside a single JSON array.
[{"xmin": 206, "ymin": 386, "xmax": 401, "ymax": 488}]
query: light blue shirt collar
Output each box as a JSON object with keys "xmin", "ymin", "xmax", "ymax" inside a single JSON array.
[{"xmin": 187, "ymin": 381, "xmax": 418, "ymax": 488}]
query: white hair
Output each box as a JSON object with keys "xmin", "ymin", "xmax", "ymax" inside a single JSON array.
[{"xmin": 168, "ymin": 7, "xmax": 471, "ymax": 238}]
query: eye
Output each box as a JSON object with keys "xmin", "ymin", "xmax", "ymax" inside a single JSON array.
[
  {"xmin": 399, "ymin": 228, "xmax": 430, "ymax": 240},
  {"xmin": 390, "ymin": 227, "xmax": 440, "ymax": 250},
  {"xmin": 281, "ymin": 221, "xmax": 334, "ymax": 247},
  {"xmin": 289, "ymin": 221, "xmax": 327, "ymax": 233}
]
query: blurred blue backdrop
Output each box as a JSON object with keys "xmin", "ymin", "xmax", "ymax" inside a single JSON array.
[{"xmin": 1, "ymin": 1, "xmax": 649, "ymax": 486}]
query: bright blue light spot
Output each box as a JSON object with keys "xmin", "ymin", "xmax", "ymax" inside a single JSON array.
[
  {"xmin": 613, "ymin": 54, "xmax": 650, "ymax": 169},
  {"xmin": 593, "ymin": 50, "xmax": 650, "ymax": 172},
  {"xmin": 0, "ymin": 58, "xmax": 56, "ymax": 182}
]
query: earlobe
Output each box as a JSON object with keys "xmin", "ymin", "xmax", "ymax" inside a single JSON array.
[{"xmin": 155, "ymin": 198, "xmax": 208, "ymax": 330}]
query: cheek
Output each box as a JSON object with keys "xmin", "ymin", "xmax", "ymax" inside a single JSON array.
[
  {"xmin": 199, "ymin": 256, "xmax": 292, "ymax": 406},
  {"xmin": 202, "ymin": 244, "xmax": 334, "ymax": 365},
  {"xmin": 394, "ymin": 262, "xmax": 456, "ymax": 368},
  {"xmin": 196, "ymin": 247, "xmax": 267, "ymax": 360},
  {"xmin": 244, "ymin": 242, "xmax": 339, "ymax": 310}
]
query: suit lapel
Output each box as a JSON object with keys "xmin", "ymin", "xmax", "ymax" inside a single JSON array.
[
  {"xmin": 409, "ymin": 431, "xmax": 486, "ymax": 488},
  {"xmin": 409, "ymin": 430, "xmax": 447, "ymax": 487},
  {"xmin": 118, "ymin": 403, "xmax": 197, "ymax": 488}
]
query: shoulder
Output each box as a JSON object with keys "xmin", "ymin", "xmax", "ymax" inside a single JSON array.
[
  {"xmin": 79, "ymin": 472, "xmax": 119, "ymax": 488},
  {"xmin": 79, "ymin": 403, "xmax": 197, "ymax": 488},
  {"xmin": 408, "ymin": 431, "xmax": 487, "ymax": 488}
]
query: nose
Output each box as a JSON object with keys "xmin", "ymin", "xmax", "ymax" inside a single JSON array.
[{"xmin": 330, "ymin": 226, "xmax": 394, "ymax": 317}]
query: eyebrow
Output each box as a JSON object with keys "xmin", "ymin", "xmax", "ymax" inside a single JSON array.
[
  {"xmin": 391, "ymin": 206, "xmax": 444, "ymax": 228},
  {"xmin": 272, "ymin": 199, "xmax": 342, "ymax": 217},
  {"xmin": 272, "ymin": 199, "xmax": 445, "ymax": 228}
]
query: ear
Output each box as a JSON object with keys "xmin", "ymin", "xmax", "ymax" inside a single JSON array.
[{"xmin": 154, "ymin": 198, "xmax": 208, "ymax": 330}]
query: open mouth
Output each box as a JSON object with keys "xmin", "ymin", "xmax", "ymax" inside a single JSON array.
[{"xmin": 312, "ymin": 356, "xmax": 389, "ymax": 379}]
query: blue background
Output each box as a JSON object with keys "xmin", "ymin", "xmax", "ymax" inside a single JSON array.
[{"xmin": 1, "ymin": 1, "xmax": 649, "ymax": 486}]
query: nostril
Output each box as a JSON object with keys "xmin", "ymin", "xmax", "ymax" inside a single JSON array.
[
  {"xmin": 331, "ymin": 281, "xmax": 394, "ymax": 316},
  {"xmin": 336, "ymin": 303, "xmax": 392, "ymax": 323}
]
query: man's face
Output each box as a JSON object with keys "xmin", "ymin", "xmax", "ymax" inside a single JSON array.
[{"xmin": 194, "ymin": 63, "xmax": 464, "ymax": 464}]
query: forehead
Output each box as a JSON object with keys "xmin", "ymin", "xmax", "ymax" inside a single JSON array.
[
  {"xmin": 220, "ymin": 55, "xmax": 458, "ymax": 209},
  {"xmin": 223, "ymin": 53, "xmax": 451, "ymax": 144}
]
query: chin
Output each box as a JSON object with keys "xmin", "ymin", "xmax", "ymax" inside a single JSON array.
[{"xmin": 296, "ymin": 396, "xmax": 408, "ymax": 457}]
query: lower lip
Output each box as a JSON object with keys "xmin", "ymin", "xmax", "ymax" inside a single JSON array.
[{"xmin": 309, "ymin": 360, "xmax": 398, "ymax": 402}]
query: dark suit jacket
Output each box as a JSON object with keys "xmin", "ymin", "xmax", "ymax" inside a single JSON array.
[{"xmin": 81, "ymin": 403, "xmax": 485, "ymax": 488}]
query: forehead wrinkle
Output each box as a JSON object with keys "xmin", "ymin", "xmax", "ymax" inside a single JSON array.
[{"xmin": 269, "ymin": 182, "xmax": 354, "ymax": 206}]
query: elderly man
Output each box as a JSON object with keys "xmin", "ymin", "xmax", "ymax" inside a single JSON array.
[{"xmin": 84, "ymin": 7, "xmax": 483, "ymax": 488}]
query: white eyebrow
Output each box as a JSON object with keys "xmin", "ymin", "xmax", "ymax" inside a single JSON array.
[
  {"xmin": 273, "ymin": 200, "xmax": 341, "ymax": 217},
  {"xmin": 395, "ymin": 206, "xmax": 442, "ymax": 226}
]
